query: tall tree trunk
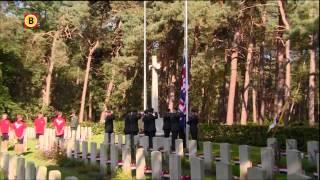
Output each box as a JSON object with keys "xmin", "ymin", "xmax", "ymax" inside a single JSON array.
[
  {"xmin": 226, "ymin": 31, "xmax": 240, "ymax": 125},
  {"xmin": 79, "ymin": 40, "xmax": 99, "ymax": 123},
  {"xmin": 252, "ymin": 49, "xmax": 258, "ymax": 124},
  {"xmin": 240, "ymin": 42, "xmax": 254, "ymax": 125},
  {"xmin": 88, "ymin": 91, "xmax": 92, "ymax": 121},
  {"xmin": 308, "ymin": 34, "xmax": 316, "ymax": 126},
  {"xmin": 258, "ymin": 43, "xmax": 265, "ymax": 124},
  {"xmin": 43, "ymin": 31, "xmax": 60, "ymax": 108}
]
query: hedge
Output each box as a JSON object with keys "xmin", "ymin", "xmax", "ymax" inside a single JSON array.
[{"xmin": 199, "ymin": 124, "xmax": 319, "ymax": 152}]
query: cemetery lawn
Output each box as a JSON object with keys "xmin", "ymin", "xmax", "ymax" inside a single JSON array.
[{"xmin": 6, "ymin": 135, "xmax": 317, "ymax": 180}]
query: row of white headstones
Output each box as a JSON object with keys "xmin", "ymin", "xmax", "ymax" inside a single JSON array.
[
  {"xmin": 64, "ymin": 128, "xmax": 320, "ymax": 180},
  {"xmin": 2, "ymin": 126, "xmax": 319, "ymax": 180}
]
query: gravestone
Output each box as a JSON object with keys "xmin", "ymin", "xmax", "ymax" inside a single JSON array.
[
  {"xmin": 247, "ymin": 167, "xmax": 266, "ymax": 180},
  {"xmin": 203, "ymin": 141, "xmax": 213, "ymax": 171},
  {"xmin": 110, "ymin": 133, "xmax": 115, "ymax": 144},
  {"xmin": 169, "ymin": 153, "xmax": 181, "ymax": 180},
  {"xmin": 261, "ymin": 147, "xmax": 274, "ymax": 180},
  {"xmin": 220, "ymin": 143, "xmax": 231, "ymax": 164},
  {"xmin": 39, "ymin": 135, "xmax": 44, "ymax": 151},
  {"xmin": 74, "ymin": 140, "xmax": 80, "ymax": 159},
  {"xmin": 104, "ymin": 133, "xmax": 109, "ymax": 144},
  {"xmin": 66, "ymin": 140, "xmax": 73, "ymax": 158},
  {"xmin": 125, "ymin": 134, "xmax": 131, "ymax": 148},
  {"xmin": 8, "ymin": 156, "xmax": 17, "ymax": 180},
  {"xmin": 307, "ymin": 141, "xmax": 319, "ymax": 165},
  {"xmin": 36, "ymin": 166, "xmax": 47, "ymax": 180},
  {"xmin": 100, "ymin": 144, "xmax": 107, "ymax": 174},
  {"xmin": 122, "ymin": 146, "xmax": 132, "ymax": 175},
  {"xmin": 175, "ymin": 139, "xmax": 184, "ymax": 157},
  {"xmin": 48, "ymin": 170, "xmax": 61, "ymax": 180},
  {"xmin": 136, "ymin": 148, "xmax": 146, "ymax": 180},
  {"xmin": 239, "ymin": 145, "xmax": 252, "ymax": 180},
  {"xmin": 90, "ymin": 142, "xmax": 97, "ymax": 165},
  {"xmin": 153, "ymin": 137, "xmax": 161, "ymax": 150},
  {"xmin": 25, "ymin": 161, "xmax": 36, "ymax": 180},
  {"xmin": 76, "ymin": 126, "xmax": 81, "ymax": 140},
  {"xmin": 216, "ymin": 162, "xmax": 232, "ymax": 180},
  {"xmin": 139, "ymin": 136, "xmax": 149, "ymax": 151},
  {"xmin": 267, "ymin": 138, "xmax": 279, "ymax": 160},
  {"xmin": 118, "ymin": 134, "xmax": 123, "ymax": 148},
  {"xmin": 134, "ymin": 135, "xmax": 140, "ymax": 146},
  {"xmin": 188, "ymin": 140, "xmax": 197, "ymax": 158},
  {"xmin": 286, "ymin": 139, "xmax": 297, "ymax": 151},
  {"xmin": 286, "ymin": 150, "xmax": 302, "ymax": 176},
  {"xmin": 110, "ymin": 144, "xmax": 118, "ymax": 173},
  {"xmin": 16, "ymin": 157, "xmax": 25, "ymax": 180},
  {"xmin": 151, "ymin": 151, "xmax": 162, "ymax": 180},
  {"xmin": 163, "ymin": 137, "xmax": 171, "ymax": 154},
  {"xmin": 82, "ymin": 141, "xmax": 88, "ymax": 163},
  {"xmin": 190, "ymin": 156, "xmax": 205, "ymax": 180}
]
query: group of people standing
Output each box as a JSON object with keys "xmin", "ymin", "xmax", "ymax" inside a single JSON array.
[
  {"xmin": 104, "ymin": 107, "xmax": 199, "ymax": 151},
  {"xmin": 0, "ymin": 111, "xmax": 79, "ymax": 154}
]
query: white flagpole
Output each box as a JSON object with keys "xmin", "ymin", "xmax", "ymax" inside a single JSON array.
[
  {"xmin": 184, "ymin": 0, "xmax": 189, "ymax": 146},
  {"xmin": 143, "ymin": 1, "xmax": 147, "ymax": 110}
]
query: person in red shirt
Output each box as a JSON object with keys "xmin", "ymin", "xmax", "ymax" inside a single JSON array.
[
  {"xmin": 53, "ymin": 111, "xmax": 66, "ymax": 146},
  {"xmin": 34, "ymin": 113, "xmax": 46, "ymax": 139},
  {"xmin": 34, "ymin": 113, "xmax": 46, "ymax": 148},
  {"xmin": 0, "ymin": 113, "xmax": 11, "ymax": 151},
  {"xmin": 0, "ymin": 113, "xmax": 11, "ymax": 141},
  {"xmin": 12, "ymin": 114, "xmax": 27, "ymax": 144}
]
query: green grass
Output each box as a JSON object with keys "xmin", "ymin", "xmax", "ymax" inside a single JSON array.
[{"xmin": 3, "ymin": 135, "xmax": 318, "ymax": 180}]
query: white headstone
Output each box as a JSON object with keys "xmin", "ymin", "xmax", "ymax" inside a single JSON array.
[
  {"xmin": 110, "ymin": 144, "xmax": 118, "ymax": 173},
  {"xmin": 48, "ymin": 170, "xmax": 61, "ymax": 180},
  {"xmin": 188, "ymin": 140, "xmax": 197, "ymax": 158},
  {"xmin": 82, "ymin": 141, "xmax": 88, "ymax": 163},
  {"xmin": 16, "ymin": 157, "xmax": 25, "ymax": 180},
  {"xmin": 239, "ymin": 145, "xmax": 252, "ymax": 180},
  {"xmin": 100, "ymin": 144, "xmax": 107, "ymax": 174},
  {"xmin": 74, "ymin": 140, "xmax": 80, "ymax": 159},
  {"xmin": 36, "ymin": 166, "xmax": 47, "ymax": 180},
  {"xmin": 110, "ymin": 133, "xmax": 115, "ymax": 144},
  {"xmin": 307, "ymin": 141, "xmax": 319, "ymax": 165},
  {"xmin": 139, "ymin": 136, "xmax": 149, "ymax": 152},
  {"xmin": 104, "ymin": 133, "xmax": 109, "ymax": 144},
  {"xmin": 220, "ymin": 143, "xmax": 231, "ymax": 164},
  {"xmin": 163, "ymin": 137, "xmax": 171, "ymax": 154},
  {"xmin": 135, "ymin": 148, "xmax": 146, "ymax": 179},
  {"xmin": 190, "ymin": 156, "xmax": 205, "ymax": 180},
  {"xmin": 203, "ymin": 141, "xmax": 213, "ymax": 171},
  {"xmin": 216, "ymin": 162, "xmax": 232, "ymax": 180},
  {"xmin": 151, "ymin": 151, "xmax": 162, "ymax": 180},
  {"xmin": 8, "ymin": 156, "xmax": 17, "ymax": 180},
  {"xmin": 175, "ymin": 139, "xmax": 184, "ymax": 157},
  {"xmin": 287, "ymin": 150, "xmax": 302, "ymax": 176},
  {"xmin": 122, "ymin": 146, "xmax": 132, "ymax": 175},
  {"xmin": 261, "ymin": 147, "xmax": 274, "ymax": 180},
  {"xmin": 90, "ymin": 142, "xmax": 97, "ymax": 165},
  {"xmin": 169, "ymin": 153, "xmax": 181, "ymax": 180},
  {"xmin": 25, "ymin": 161, "xmax": 36, "ymax": 180},
  {"xmin": 247, "ymin": 167, "xmax": 266, "ymax": 180}
]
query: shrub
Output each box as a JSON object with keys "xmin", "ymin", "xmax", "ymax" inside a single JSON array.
[
  {"xmin": 199, "ymin": 124, "xmax": 319, "ymax": 152},
  {"xmin": 80, "ymin": 120, "xmax": 124, "ymax": 135}
]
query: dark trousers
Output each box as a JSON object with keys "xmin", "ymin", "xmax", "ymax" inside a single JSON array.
[
  {"xmin": 107, "ymin": 132, "xmax": 112, "ymax": 144},
  {"xmin": 145, "ymin": 131, "xmax": 155, "ymax": 149},
  {"xmin": 179, "ymin": 128, "xmax": 186, "ymax": 148},
  {"xmin": 171, "ymin": 131, "xmax": 179, "ymax": 151},
  {"xmin": 190, "ymin": 129, "xmax": 198, "ymax": 141},
  {"xmin": 164, "ymin": 129, "xmax": 170, "ymax": 138}
]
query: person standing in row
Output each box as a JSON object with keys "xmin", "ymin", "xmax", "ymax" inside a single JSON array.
[
  {"xmin": 124, "ymin": 109, "xmax": 142, "ymax": 160},
  {"xmin": 53, "ymin": 111, "xmax": 66, "ymax": 148},
  {"xmin": 34, "ymin": 113, "xmax": 46, "ymax": 148},
  {"xmin": 104, "ymin": 110, "xmax": 115, "ymax": 144},
  {"xmin": 0, "ymin": 113, "xmax": 10, "ymax": 152},
  {"xmin": 70, "ymin": 111, "xmax": 78, "ymax": 132},
  {"xmin": 188, "ymin": 108, "xmax": 199, "ymax": 141},
  {"xmin": 143, "ymin": 108, "xmax": 158, "ymax": 149},
  {"xmin": 162, "ymin": 109, "xmax": 171, "ymax": 138},
  {"xmin": 170, "ymin": 108, "xmax": 181, "ymax": 151},
  {"xmin": 12, "ymin": 114, "xmax": 27, "ymax": 155}
]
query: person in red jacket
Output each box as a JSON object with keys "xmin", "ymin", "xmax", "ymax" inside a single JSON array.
[
  {"xmin": 0, "ymin": 113, "xmax": 11, "ymax": 151},
  {"xmin": 12, "ymin": 114, "xmax": 27, "ymax": 144},
  {"xmin": 53, "ymin": 111, "xmax": 66, "ymax": 147},
  {"xmin": 34, "ymin": 113, "xmax": 46, "ymax": 148},
  {"xmin": 12, "ymin": 114, "xmax": 27, "ymax": 154}
]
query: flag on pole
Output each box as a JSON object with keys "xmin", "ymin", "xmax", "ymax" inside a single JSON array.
[{"xmin": 179, "ymin": 51, "xmax": 187, "ymax": 130}]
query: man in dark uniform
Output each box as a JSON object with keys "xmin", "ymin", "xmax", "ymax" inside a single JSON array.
[
  {"xmin": 124, "ymin": 109, "xmax": 142, "ymax": 158},
  {"xmin": 187, "ymin": 108, "xmax": 199, "ymax": 141},
  {"xmin": 104, "ymin": 110, "xmax": 115, "ymax": 144},
  {"xmin": 143, "ymin": 108, "xmax": 158, "ymax": 149},
  {"xmin": 178, "ymin": 109, "xmax": 186, "ymax": 148},
  {"xmin": 170, "ymin": 108, "xmax": 180, "ymax": 151},
  {"xmin": 162, "ymin": 109, "xmax": 171, "ymax": 138}
]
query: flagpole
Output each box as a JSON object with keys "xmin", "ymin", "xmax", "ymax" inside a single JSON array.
[
  {"xmin": 184, "ymin": 0, "xmax": 189, "ymax": 146},
  {"xmin": 143, "ymin": 1, "xmax": 147, "ymax": 111}
]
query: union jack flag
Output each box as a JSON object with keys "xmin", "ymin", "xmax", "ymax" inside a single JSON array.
[{"xmin": 179, "ymin": 51, "xmax": 187, "ymax": 129}]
